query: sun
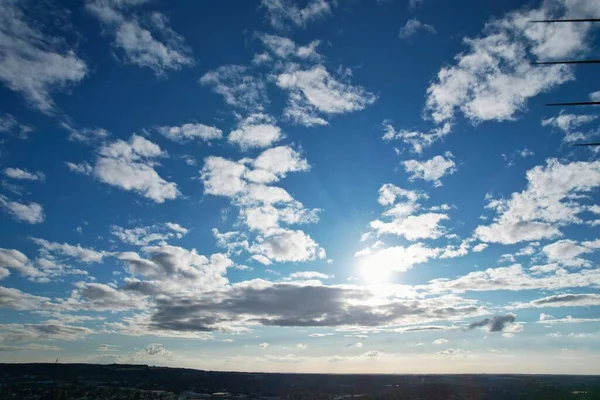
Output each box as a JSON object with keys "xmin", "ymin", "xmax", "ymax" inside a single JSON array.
[{"xmin": 359, "ymin": 253, "xmax": 393, "ymax": 285}]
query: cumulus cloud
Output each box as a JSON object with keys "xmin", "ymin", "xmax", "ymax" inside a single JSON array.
[
  {"xmin": 98, "ymin": 344, "xmax": 121, "ymax": 352},
  {"xmin": 201, "ymin": 146, "xmax": 323, "ymax": 263},
  {"xmin": 118, "ymin": 245, "xmax": 232, "ymax": 291},
  {"xmin": 0, "ymin": 286, "xmax": 50, "ymax": 310},
  {"xmin": 387, "ymin": 0, "xmax": 598, "ymax": 152},
  {"xmin": 541, "ymin": 239, "xmax": 592, "ymax": 267},
  {"xmin": 68, "ymin": 134, "xmax": 180, "ymax": 203},
  {"xmin": 0, "ymin": 322, "xmax": 93, "ymax": 343},
  {"xmin": 61, "ymin": 122, "xmax": 110, "ymax": 144},
  {"xmin": 437, "ymin": 348, "xmax": 469, "ymax": 358},
  {"xmin": 287, "ymin": 271, "xmax": 333, "ymax": 280},
  {"xmin": 0, "ymin": 195, "xmax": 44, "ymax": 224},
  {"xmin": 199, "ymin": 65, "xmax": 268, "ymax": 111},
  {"xmin": 541, "ymin": 112, "xmax": 598, "ymax": 143},
  {"xmin": 0, "ymin": 114, "xmax": 32, "ymax": 138},
  {"xmin": 261, "ymin": 0, "xmax": 332, "ymax": 30},
  {"xmin": 0, "ymin": 0, "xmax": 88, "ymax": 112},
  {"xmin": 425, "ymin": 263, "xmax": 600, "ymax": 296},
  {"xmin": 381, "ymin": 122, "xmax": 452, "ymax": 154},
  {"xmin": 0, "ymin": 247, "xmax": 91, "ymax": 283},
  {"xmin": 157, "ymin": 123, "xmax": 223, "ymax": 143},
  {"xmin": 111, "ymin": 222, "xmax": 188, "ymax": 246},
  {"xmin": 228, "ymin": 113, "xmax": 284, "ymax": 149},
  {"xmin": 139, "ymin": 281, "xmax": 484, "ymax": 333},
  {"xmin": 3, "ymin": 168, "xmax": 44, "ymax": 181},
  {"xmin": 432, "ymin": 338, "xmax": 448, "ymax": 345},
  {"xmin": 402, "ymin": 152, "xmax": 456, "ymax": 187},
  {"xmin": 276, "ymin": 65, "xmax": 376, "ymax": 126},
  {"xmin": 139, "ymin": 343, "xmax": 171, "ymax": 357},
  {"xmin": 475, "ymin": 159, "xmax": 600, "ymax": 244},
  {"xmin": 32, "ymin": 238, "xmax": 106, "ymax": 263},
  {"xmin": 515, "ymin": 293, "xmax": 600, "ymax": 308},
  {"xmin": 85, "ymin": 0, "xmax": 193, "ymax": 74},
  {"xmin": 466, "ymin": 315, "xmax": 516, "ymax": 332},
  {"xmin": 369, "ymin": 184, "xmax": 449, "ymax": 241},
  {"xmin": 258, "ymin": 34, "xmax": 322, "ymax": 61},
  {"xmin": 399, "ymin": 19, "xmax": 436, "ymax": 39},
  {"xmin": 251, "ymin": 229, "xmax": 325, "ymax": 263},
  {"xmin": 537, "ymin": 314, "xmax": 600, "ymax": 324},
  {"xmin": 425, "ymin": 0, "xmax": 595, "ymax": 126}
]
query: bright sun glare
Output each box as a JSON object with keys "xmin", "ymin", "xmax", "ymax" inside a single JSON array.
[{"xmin": 359, "ymin": 254, "xmax": 393, "ymax": 285}]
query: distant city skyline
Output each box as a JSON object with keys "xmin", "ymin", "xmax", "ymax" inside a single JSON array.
[{"xmin": 0, "ymin": 0, "xmax": 600, "ymax": 374}]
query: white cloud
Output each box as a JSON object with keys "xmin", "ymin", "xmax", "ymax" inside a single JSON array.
[
  {"xmin": 424, "ymin": 0, "xmax": 596, "ymax": 126},
  {"xmin": 296, "ymin": 343, "xmax": 307, "ymax": 349},
  {"xmin": 0, "ymin": 0, "xmax": 88, "ymax": 112},
  {"xmin": 0, "ymin": 286, "xmax": 49, "ymax": 310},
  {"xmin": 111, "ymin": 222, "xmax": 188, "ymax": 246},
  {"xmin": 259, "ymin": 342, "xmax": 270, "ymax": 349},
  {"xmin": 0, "ymin": 114, "xmax": 32, "ymax": 138},
  {"xmin": 261, "ymin": 0, "xmax": 332, "ymax": 30},
  {"xmin": 542, "ymin": 239, "xmax": 592, "ymax": 267},
  {"xmin": 542, "ymin": 113, "xmax": 598, "ymax": 143},
  {"xmin": 138, "ymin": 343, "xmax": 172, "ymax": 357},
  {"xmin": 251, "ymin": 254, "xmax": 272, "ymax": 265},
  {"xmin": 3, "ymin": 168, "xmax": 44, "ymax": 181},
  {"xmin": 590, "ymin": 91, "xmax": 600, "ymax": 101},
  {"xmin": 308, "ymin": 333, "xmax": 334, "ymax": 338},
  {"xmin": 228, "ymin": 113, "xmax": 283, "ymax": 149},
  {"xmin": 515, "ymin": 293, "xmax": 600, "ymax": 309},
  {"xmin": 32, "ymin": 238, "xmax": 106, "ymax": 263},
  {"xmin": 157, "ymin": 123, "xmax": 222, "ymax": 143},
  {"xmin": 425, "ymin": 263, "xmax": 600, "ymax": 296},
  {"xmin": 98, "ymin": 344, "xmax": 121, "ymax": 352},
  {"xmin": 69, "ymin": 134, "xmax": 180, "ymax": 203},
  {"xmin": 475, "ymin": 159, "xmax": 600, "ymax": 244},
  {"xmin": 61, "ymin": 122, "xmax": 110, "ymax": 144},
  {"xmin": 287, "ymin": 271, "xmax": 333, "ymax": 280},
  {"xmin": 259, "ymin": 34, "xmax": 322, "ymax": 61},
  {"xmin": 399, "ymin": 19, "xmax": 436, "ymax": 39},
  {"xmin": 382, "ymin": 122, "xmax": 452, "ymax": 154},
  {"xmin": 371, "ymin": 213, "xmax": 448, "ymax": 241},
  {"xmin": 201, "ymin": 146, "xmax": 322, "ymax": 264},
  {"xmin": 277, "ymin": 65, "xmax": 376, "ymax": 126},
  {"xmin": 402, "ymin": 152, "xmax": 456, "ymax": 187},
  {"xmin": 199, "ymin": 65, "xmax": 268, "ymax": 111},
  {"xmin": 472, "ymin": 243, "xmax": 488, "ymax": 252},
  {"xmin": 538, "ymin": 315, "xmax": 600, "ymax": 324},
  {"xmin": 251, "ymin": 229, "xmax": 325, "ymax": 263},
  {"xmin": 85, "ymin": 0, "xmax": 193, "ymax": 74},
  {"xmin": 433, "ymin": 338, "xmax": 448, "ymax": 345},
  {"xmin": 369, "ymin": 184, "xmax": 448, "ymax": 241},
  {"xmin": 0, "ymin": 322, "xmax": 93, "ymax": 342},
  {"xmin": 377, "ymin": 184, "xmax": 427, "ymax": 206},
  {"xmin": 0, "ymin": 195, "xmax": 44, "ymax": 224}
]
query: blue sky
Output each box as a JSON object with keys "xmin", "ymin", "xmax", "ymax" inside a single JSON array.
[{"xmin": 1, "ymin": 0, "xmax": 600, "ymax": 374}]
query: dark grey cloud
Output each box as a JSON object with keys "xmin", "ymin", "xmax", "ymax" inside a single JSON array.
[
  {"xmin": 466, "ymin": 314, "xmax": 516, "ymax": 332},
  {"xmin": 531, "ymin": 293, "xmax": 600, "ymax": 307},
  {"xmin": 0, "ymin": 286, "xmax": 49, "ymax": 310},
  {"xmin": 141, "ymin": 282, "xmax": 483, "ymax": 333},
  {"xmin": 0, "ymin": 322, "xmax": 93, "ymax": 343}
]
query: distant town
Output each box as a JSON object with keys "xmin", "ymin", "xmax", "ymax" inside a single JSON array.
[{"xmin": 0, "ymin": 364, "xmax": 598, "ymax": 399}]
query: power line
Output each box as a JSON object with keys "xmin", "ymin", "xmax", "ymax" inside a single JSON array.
[
  {"xmin": 531, "ymin": 18, "xmax": 600, "ymax": 23},
  {"xmin": 572, "ymin": 143, "xmax": 600, "ymax": 147},
  {"xmin": 545, "ymin": 101, "xmax": 600, "ymax": 106},
  {"xmin": 533, "ymin": 60, "xmax": 600, "ymax": 65}
]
